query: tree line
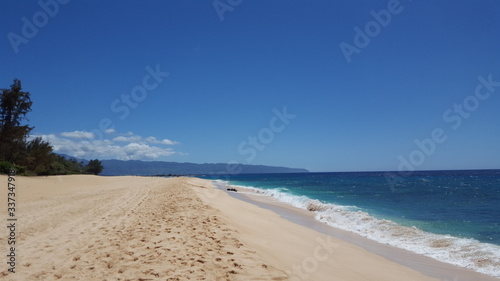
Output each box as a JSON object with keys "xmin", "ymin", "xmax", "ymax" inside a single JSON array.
[{"xmin": 0, "ymin": 79, "xmax": 103, "ymax": 175}]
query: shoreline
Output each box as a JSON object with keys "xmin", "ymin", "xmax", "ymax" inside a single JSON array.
[
  {"xmin": 1, "ymin": 175, "xmax": 497, "ymax": 280},
  {"xmin": 191, "ymin": 178, "xmax": 439, "ymax": 281},
  {"xmin": 211, "ymin": 179, "xmax": 500, "ymax": 281}
]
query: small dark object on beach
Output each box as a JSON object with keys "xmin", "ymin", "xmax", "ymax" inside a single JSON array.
[{"xmin": 227, "ymin": 188, "xmax": 237, "ymax": 192}]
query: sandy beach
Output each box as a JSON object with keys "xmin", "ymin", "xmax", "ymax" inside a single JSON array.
[{"xmin": 0, "ymin": 175, "xmax": 494, "ymax": 280}]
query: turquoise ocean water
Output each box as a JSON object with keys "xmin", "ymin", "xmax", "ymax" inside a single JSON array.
[{"xmin": 203, "ymin": 170, "xmax": 500, "ymax": 278}]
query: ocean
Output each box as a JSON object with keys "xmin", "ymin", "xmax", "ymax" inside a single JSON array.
[{"xmin": 202, "ymin": 170, "xmax": 500, "ymax": 278}]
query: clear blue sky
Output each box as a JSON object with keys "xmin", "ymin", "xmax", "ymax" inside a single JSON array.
[{"xmin": 2, "ymin": 0, "xmax": 499, "ymax": 172}]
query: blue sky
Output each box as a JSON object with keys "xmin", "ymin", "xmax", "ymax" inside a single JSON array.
[{"xmin": 1, "ymin": 0, "xmax": 499, "ymax": 172}]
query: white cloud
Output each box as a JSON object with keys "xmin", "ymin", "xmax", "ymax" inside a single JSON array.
[
  {"xmin": 113, "ymin": 135, "xmax": 141, "ymax": 142},
  {"xmin": 32, "ymin": 131, "xmax": 179, "ymax": 161},
  {"xmin": 145, "ymin": 136, "xmax": 178, "ymax": 145},
  {"xmin": 60, "ymin": 130, "xmax": 95, "ymax": 139},
  {"xmin": 160, "ymin": 139, "xmax": 177, "ymax": 145},
  {"xmin": 105, "ymin": 128, "xmax": 115, "ymax": 134},
  {"xmin": 121, "ymin": 143, "xmax": 174, "ymax": 160},
  {"xmin": 114, "ymin": 134, "xmax": 178, "ymax": 145}
]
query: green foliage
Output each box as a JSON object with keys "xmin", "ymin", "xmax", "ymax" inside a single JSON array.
[
  {"xmin": 0, "ymin": 79, "xmax": 33, "ymax": 163},
  {"xmin": 0, "ymin": 79, "xmax": 105, "ymax": 176},
  {"xmin": 1, "ymin": 161, "xmax": 15, "ymax": 174},
  {"xmin": 0, "ymin": 79, "xmax": 54, "ymax": 175},
  {"xmin": 50, "ymin": 155, "xmax": 85, "ymax": 175},
  {"xmin": 23, "ymin": 137, "xmax": 54, "ymax": 175},
  {"xmin": 0, "ymin": 161, "xmax": 27, "ymax": 175},
  {"xmin": 85, "ymin": 159, "xmax": 104, "ymax": 175}
]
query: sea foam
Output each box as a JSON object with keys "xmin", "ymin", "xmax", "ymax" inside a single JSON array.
[{"xmin": 214, "ymin": 180, "xmax": 500, "ymax": 278}]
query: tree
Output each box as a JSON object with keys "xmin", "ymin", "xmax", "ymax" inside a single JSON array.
[
  {"xmin": 50, "ymin": 155, "xmax": 85, "ymax": 175},
  {"xmin": 0, "ymin": 79, "xmax": 55, "ymax": 175},
  {"xmin": 0, "ymin": 79, "xmax": 33, "ymax": 163},
  {"xmin": 85, "ymin": 159, "xmax": 104, "ymax": 175},
  {"xmin": 1, "ymin": 79, "xmax": 103, "ymax": 176},
  {"xmin": 24, "ymin": 137, "xmax": 54, "ymax": 175}
]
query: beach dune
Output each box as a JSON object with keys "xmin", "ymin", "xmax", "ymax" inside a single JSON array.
[{"xmin": 0, "ymin": 175, "xmax": 442, "ymax": 280}]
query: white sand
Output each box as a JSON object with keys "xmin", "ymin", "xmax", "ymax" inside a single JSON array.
[
  {"xmin": 0, "ymin": 175, "xmax": 486, "ymax": 280},
  {"xmin": 0, "ymin": 175, "xmax": 285, "ymax": 280}
]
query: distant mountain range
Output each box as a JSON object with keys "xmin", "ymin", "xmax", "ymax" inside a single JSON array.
[{"xmin": 99, "ymin": 159, "xmax": 309, "ymax": 176}]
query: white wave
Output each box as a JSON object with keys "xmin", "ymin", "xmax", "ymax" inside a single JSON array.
[{"xmin": 216, "ymin": 180, "xmax": 500, "ymax": 278}]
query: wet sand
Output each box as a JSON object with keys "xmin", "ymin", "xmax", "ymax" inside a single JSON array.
[{"xmin": 0, "ymin": 175, "xmax": 485, "ymax": 280}]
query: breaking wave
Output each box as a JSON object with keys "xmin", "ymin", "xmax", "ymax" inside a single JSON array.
[{"xmin": 214, "ymin": 180, "xmax": 500, "ymax": 278}]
